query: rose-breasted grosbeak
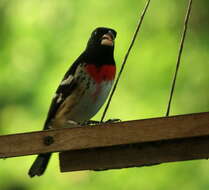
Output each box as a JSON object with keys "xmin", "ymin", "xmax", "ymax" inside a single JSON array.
[{"xmin": 28, "ymin": 27, "xmax": 117, "ymax": 177}]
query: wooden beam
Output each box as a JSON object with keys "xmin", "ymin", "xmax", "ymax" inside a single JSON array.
[
  {"xmin": 59, "ymin": 136, "xmax": 209, "ymax": 172},
  {"xmin": 0, "ymin": 112, "xmax": 208, "ymax": 159}
]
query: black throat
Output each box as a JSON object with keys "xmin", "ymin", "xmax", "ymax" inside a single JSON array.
[{"xmin": 83, "ymin": 45, "xmax": 115, "ymax": 66}]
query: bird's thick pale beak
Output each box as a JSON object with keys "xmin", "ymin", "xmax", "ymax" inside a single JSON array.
[{"xmin": 101, "ymin": 31, "xmax": 115, "ymax": 46}]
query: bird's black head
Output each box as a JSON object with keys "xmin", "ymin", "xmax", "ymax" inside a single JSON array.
[
  {"xmin": 86, "ymin": 27, "xmax": 117, "ymax": 50},
  {"xmin": 83, "ymin": 27, "xmax": 117, "ymax": 64}
]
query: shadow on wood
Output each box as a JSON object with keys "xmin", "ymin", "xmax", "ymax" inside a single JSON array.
[
  {"xmin": 60, "ymin": 136, "xmax": 209, "ymax": 172},
  {"xmin": 59, "ymin": 112, "xmax": 209, "ymax": 172}
]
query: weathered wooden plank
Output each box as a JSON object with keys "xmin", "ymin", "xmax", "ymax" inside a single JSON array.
[
  {"xmin": 59, "ymin": 136, "xmax": 209, "ymax": 172},
  {"xmin": 0, "ymin": 112, "xmax": 208, "ymax": 158}
]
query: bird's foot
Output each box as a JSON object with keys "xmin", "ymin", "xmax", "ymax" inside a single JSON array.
[
  {"xmin": 81, "ymin": 119, "xmax": 121, "ymax": 126},
  {"xmin": 80, "ymin": 120, "xmax": 101, "ymax": 126},
  {"xmin": 105, "ymin": 118, "xmax": 121, "ymax": 123}
]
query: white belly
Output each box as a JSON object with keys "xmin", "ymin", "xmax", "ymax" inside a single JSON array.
[{"xmin": 68, "ymin": 80, "xmax": 113, "ymax": 122}]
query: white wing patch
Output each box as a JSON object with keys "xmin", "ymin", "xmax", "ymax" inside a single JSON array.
[
  {"xmin": 53, "ymin": 93, "xmax": 58, "ymax": 99},
  {"xmin": 52, "ymin": 93, "xmax": 62, "ymax": 103},
  {"xmin": 56, "ymin": 93, "xmax": 63, "ymax": 103},
  {"xmin": 61, "ymin": 75, "xmax": 73, "ymax": 85}
]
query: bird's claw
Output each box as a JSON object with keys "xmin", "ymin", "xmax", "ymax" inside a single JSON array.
[
  {"xmin": 80, "ymin": 120, "xmax": 101, "ymax": 126},
  {"xmin": 81, "ymin": 118, "xmax": 121, "ymax": 126},
  {"xmin": 105, "ymin": 118, "xmax": 121, "ymax": 123}
]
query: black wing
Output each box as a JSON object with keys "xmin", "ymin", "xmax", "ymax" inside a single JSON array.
[{"xmin": 43, "ymin": 53, "xmax": 85, "ymax": 130}]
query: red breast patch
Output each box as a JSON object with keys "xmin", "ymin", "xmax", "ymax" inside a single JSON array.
[{"xmin": 85, "ymin": 64, "xmax": 116, "ymax": 83}]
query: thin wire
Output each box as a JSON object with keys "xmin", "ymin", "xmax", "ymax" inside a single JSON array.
[
  {"xmin": 166, "ymin": 0, "xmax": 193, "ymax": 117},
  {"xmin": 101, "ymin": 0, "xmax": 151, "ymax": 122}
]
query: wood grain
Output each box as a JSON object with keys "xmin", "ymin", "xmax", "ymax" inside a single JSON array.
[
  {"xmin": 0, "ymin": 112, "xmax": 208, "ymax": 158},
  {"xmin": 59, "ymin": 136, "xmax": 209, "ymax": 172}
]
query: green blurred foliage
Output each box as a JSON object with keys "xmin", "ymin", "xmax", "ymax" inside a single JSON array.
[{"xmin": 0, "ymin": 0, "xmax": 209, "ymax": 189}]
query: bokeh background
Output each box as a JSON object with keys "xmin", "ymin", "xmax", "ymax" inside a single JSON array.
[{"xmin": 0, "ymin": 0, "xmax": 209, "ymax": 189}]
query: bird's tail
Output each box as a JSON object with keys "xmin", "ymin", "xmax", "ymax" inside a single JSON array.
[{"xmin": 28, "ymin": 153, "xmax": 51, "ymax": 177}]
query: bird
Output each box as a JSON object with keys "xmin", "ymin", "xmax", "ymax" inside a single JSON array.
[{"xmin": 28, "ymin": 27, "xmax": 117, "ymax": 177}]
